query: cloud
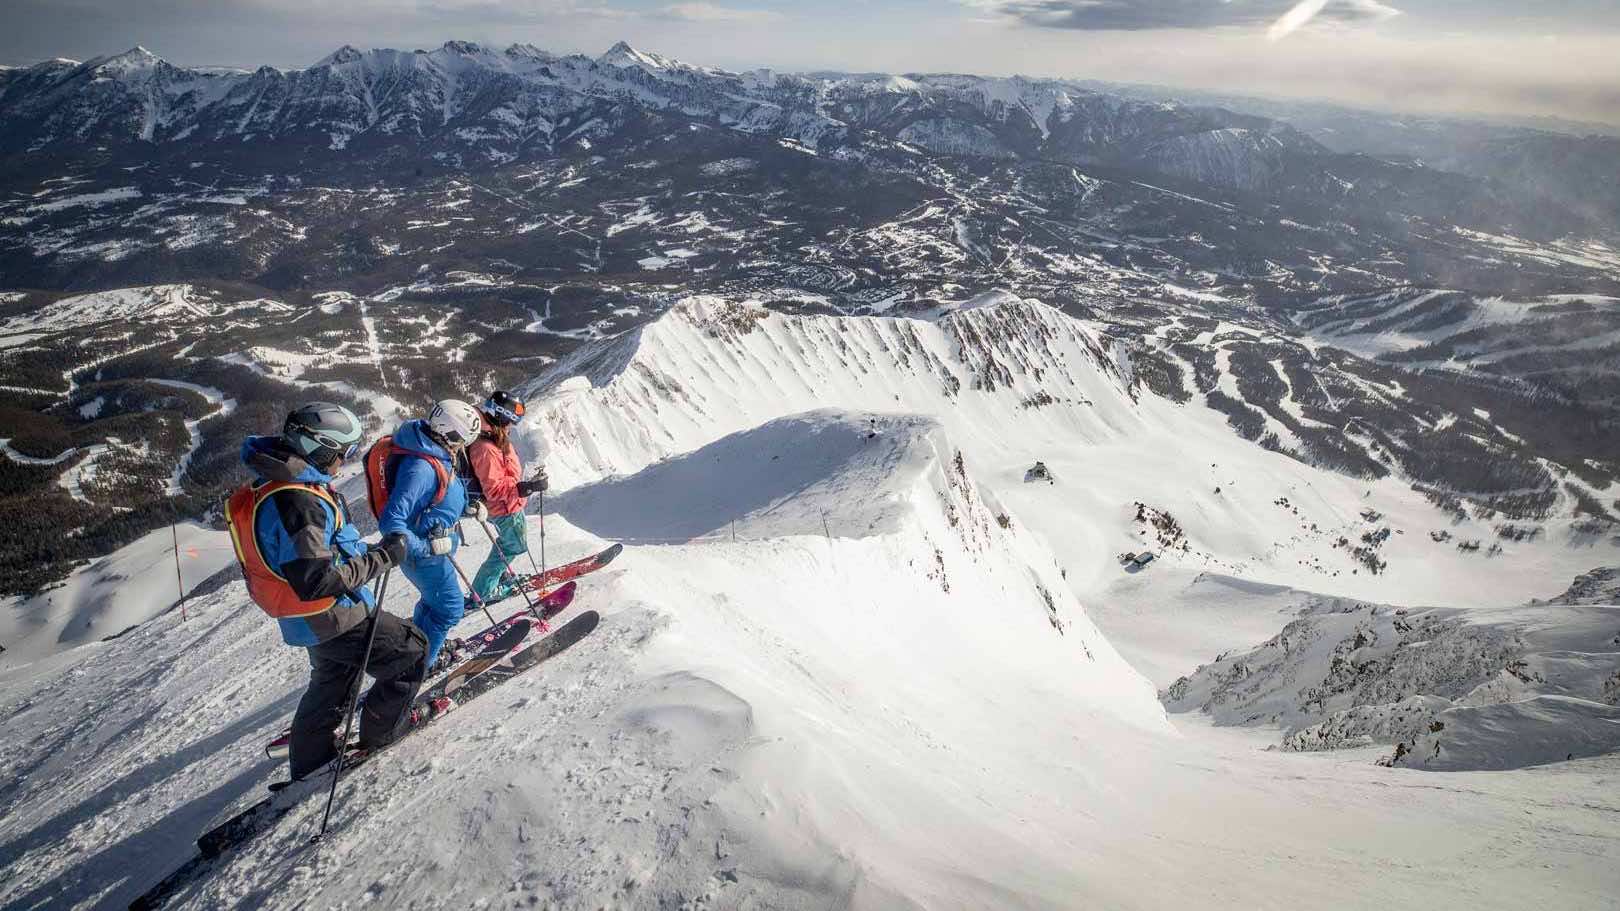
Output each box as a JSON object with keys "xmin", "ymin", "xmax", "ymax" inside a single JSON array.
[
  {"xmin": 657, "ymin": 2, "xmax": 781, "ymax": 22},
  {"xmin": 1267, "ymin": 0, "xmax": 1398, "ymax": 40},
  {"xmin": 967, "ymin": 0, "xmax": 1399, "ymax": 32}
]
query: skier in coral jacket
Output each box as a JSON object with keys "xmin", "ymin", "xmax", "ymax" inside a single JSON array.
[
  {"xmin": 227, "ymin": 402, "xmax": 423, "ymax": 780},
  {"xmin": 466, "ymin": 391, "xmax": 548, "ymax": 604}
]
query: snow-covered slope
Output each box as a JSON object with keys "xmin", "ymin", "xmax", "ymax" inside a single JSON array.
[
  {"xmin": 5, "ymin": 441, "xmax": 1616, "ymax": 908},
  {"xmin": 1163, "ymin": 592, "xmax": 1620, "ymax": 769},
  {"xmin": 4, "ymin": 295, "xmax": 1620, "ymax": 908},
  {"xmin": 0, "ymin": 521, "xmax": 232, "ymax": 662},
  {"xmin": 512, "ymin": 294, "xmax": 1620, "ymax": 777},
  {"xmin": 520, "ymin": 296, "xmax": 1611, "ymax": 615},
  {"xmin": 0, "ymin": 410, "xmax": 1169, "ymax": 908},
  {"xmin": 521, "ymin": 294, "xmax": 1138, "ymax": 488}
]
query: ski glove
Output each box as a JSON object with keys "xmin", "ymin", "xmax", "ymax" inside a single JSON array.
[
  {"xmin": 371, "ymin": 533, "xmax": 409, "ymax": 567},
  {"xmin": 464, "ymin": 499, "xmax": 488, "ymax": 523},
  {"xmin": 516, "ymin": 468, "xmax": 549, "ymax": 497},
  {"xmin": 427, "ymin": 525, "xmax": 454, "ymax": 557}
]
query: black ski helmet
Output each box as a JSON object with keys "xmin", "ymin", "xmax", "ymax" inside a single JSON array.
[
  {"xmin": 481, "ymin": 390, "xmax": 526, "ymax": 427},
  {"xmin": 283, "ymin": 401, "xmax": 364, "ymax": 469}
]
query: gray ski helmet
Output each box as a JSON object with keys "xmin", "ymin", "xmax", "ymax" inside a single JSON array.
[{"xmin": 283, "ymin": 402, "xmax": 364, "ymax": 468}]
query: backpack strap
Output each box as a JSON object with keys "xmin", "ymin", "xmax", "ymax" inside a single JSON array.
[
  {"xmin": 227, "ymin": 480, "xmax": 345, "ymax": 619},
  {"xmin": 364, "ymin": 435, "xmax": 450, "ymax": 519}
]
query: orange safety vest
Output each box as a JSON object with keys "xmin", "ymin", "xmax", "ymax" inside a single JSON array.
[{"xmin": 226, "ymin": 480, "xmax": 345, "ymax": 620}]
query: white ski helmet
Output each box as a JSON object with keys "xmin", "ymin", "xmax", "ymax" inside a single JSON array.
[{"xmin": 427, "ymin": 399, "xmax": 481, "ymax": 449}]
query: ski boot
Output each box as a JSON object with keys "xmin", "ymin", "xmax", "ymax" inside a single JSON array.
[{"xmin": 410, "ymin": 696, "xmax": 454, "ymax": 726}]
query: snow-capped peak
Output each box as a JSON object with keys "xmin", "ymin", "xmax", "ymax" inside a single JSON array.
[
  {"xmin": 598, "ymin": 40, "xmax": 675, "ymax": 71},
  {"xmin": 315, "ymin": 44, "xmax": 364, "ymax": 67},
  {"xmin": 88, "ymin": 46, "xmax": 165, "ymax": 76},
  {"xmin": 503, "ymin": 42, "xmax": 555, "ymax": 61}
]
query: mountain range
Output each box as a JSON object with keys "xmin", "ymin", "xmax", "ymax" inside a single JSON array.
[{"xmin": 1, "ymin": 41, "xmax": 1609, "ymax": 236}]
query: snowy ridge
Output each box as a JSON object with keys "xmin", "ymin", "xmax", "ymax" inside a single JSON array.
[
  {"xmin": 548, "ymin": 408, "xmax": 1147, "ymax": 712},
  {"xmin": 521, "ymin": 294, "xmax": 1136, "ymax": 489},
  {"xmin": 522, "ymin": 294, "xmax": 1614, "ymax": 616}
]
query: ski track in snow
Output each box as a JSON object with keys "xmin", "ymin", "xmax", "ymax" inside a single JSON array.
[
  {"xmin": 149, "ymin": 379, "xmax": 238, "ymax": 495},
  {"xmin": 0, "ymin": 437, "xmax": 78, "ymax": 465},
  {"xmin": 57, "ymin": 441, "xmax": 113, "ymax": 505},
  {"xmin": 357, "ymin": 297, "xmax": 388, "ymax": 390}
]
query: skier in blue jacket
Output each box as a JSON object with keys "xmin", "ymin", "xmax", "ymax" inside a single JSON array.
[
  {"xmin": 376, "ymin": 400, "xmax": 481, "ymax": 671},
  {"xmin": 228, "ymin": 402, "xmax": 423, "ymax": 780}
]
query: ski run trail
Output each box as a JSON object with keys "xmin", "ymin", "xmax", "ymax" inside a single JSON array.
[{"xmin": 3, "ymin": 296, "xmax": 1618, "ymax": 909}]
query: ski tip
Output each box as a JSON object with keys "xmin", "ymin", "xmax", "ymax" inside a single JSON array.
[{"xmin": 541, "ymin": 580, "xmax": 577, "ymax": 610}]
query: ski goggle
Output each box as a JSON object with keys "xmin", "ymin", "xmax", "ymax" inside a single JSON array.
[
  {"xmin": 322, "ymin": 435, "xmax": 362, "ymax": 462},
  {"xmin": 297, "ymin": 430, "xmax": 360, "ymax": 462},
  {"xmin": 482, "ymin": 397, "xmax": 525, "ymax": 427}
]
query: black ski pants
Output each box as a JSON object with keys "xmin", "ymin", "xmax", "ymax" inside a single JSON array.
[{"xmin": 289, "ymin": 610, "xmax": 428, "ymax": 779}]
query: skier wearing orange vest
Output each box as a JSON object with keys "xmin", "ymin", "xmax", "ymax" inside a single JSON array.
[{"xmin": 228, "ymin": 402, "xmax": 422, "ymax": 780}]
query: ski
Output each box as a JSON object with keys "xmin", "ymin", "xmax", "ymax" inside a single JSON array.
[
  {"xmin": 424, "ymin": 608, "xmax": 598, "ymax": 713},
  {"xmin": 263, "ymin": 588, "xmax": 575, "ymax": 761},
  {"xmin": 431, "ymin": 617, "xmax": 532, "ymax": 698},
  {"xmin": 519, "ymin": 542, "xmax": 623, "ymax": 592},
  {"xmin": 459, "ymin": 544, "xmax": 619, "ymax": 616},
  {"xmin": 463, "ymin": 571, "xmax": 582, "ymax": 615},
  {"xmin": 263, "ymin": 617, "xmax": 527, "ymax": 765},
  {"xmin": 131, "ymin": 610, "xmax": 601, "ymax": 911}
]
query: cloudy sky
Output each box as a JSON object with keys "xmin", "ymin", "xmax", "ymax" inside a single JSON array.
[{"xmin": 4, "ymin": 0, "xmax": 1619, "ymax": 125}]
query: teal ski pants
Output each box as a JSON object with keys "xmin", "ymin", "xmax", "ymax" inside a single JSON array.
[{"xmin": 471, "ymin": 512, "xmax": 529, "ymax": 602}]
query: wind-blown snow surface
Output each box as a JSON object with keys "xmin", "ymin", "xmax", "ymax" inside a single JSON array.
[
  {"xmin": 5, "ymin": 484, "xmax": 1616, "ymax": 909},
  {"xmin": 4, "ymin": 296, "xmax": 1619, "ymax": 908},
  {"xmin": 0, "ymin": 412, "xmax": 1158, "ymax": 908}
]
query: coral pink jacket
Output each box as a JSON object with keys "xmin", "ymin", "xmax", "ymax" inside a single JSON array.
[{"xmin": 467, "ymin": 437, "xmax": 528, "ymax": 517}]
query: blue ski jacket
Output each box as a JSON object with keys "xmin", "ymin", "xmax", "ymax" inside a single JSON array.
[
  {"xmin": 377, "ymin": 419, "xmax": 469, "ymax": 561},
  {"xmin": 239, "ymin": 436, "xmax": 381, "ymax": 647}
]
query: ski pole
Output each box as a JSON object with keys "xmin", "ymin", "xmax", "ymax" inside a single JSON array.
[
  {"xmin": 316, "ymin": 567, "xmax": 390, "ymax": 842},
  {"xmin": 473, "ymin": 514, "xmax": 543, "ymax": 617},
  {"xmin": 523, "ymin": 479, "xmax": 544, "ymax": 578},
  {"xmin": 446, "ymin": 544, "xmax": 498, "ymax": 628}
]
